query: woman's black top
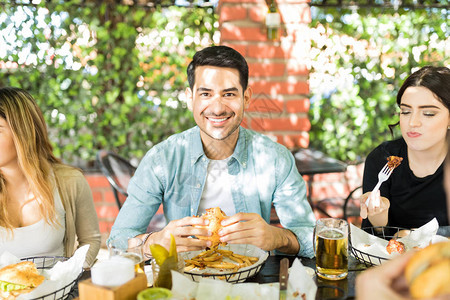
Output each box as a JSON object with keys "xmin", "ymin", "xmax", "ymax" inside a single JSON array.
[{"xmin": 362, "ymin": 138, "xmax": 449, "ymax": 229}]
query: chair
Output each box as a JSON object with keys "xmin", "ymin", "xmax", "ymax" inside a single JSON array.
[
  {"xmin": 96, "ymin": 150, "xmax": 167, "ymax": 232},
  {"xmin": 96, "ymin": 150, "xmax": 136, "ymax": 209},
  {"xmin": 343, "ymin": 185, "xmax": 363, "ymax": 226}
]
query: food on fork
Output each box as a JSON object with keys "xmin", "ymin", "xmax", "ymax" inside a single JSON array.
[
  {"xmin": 386, "ymin": 239, "xmax": 406, "ymax": 254},
  {"xmin": 386, "ymin": 156, "xmax": 403, "ymax": 170},
  {"xmin": 196, "ymin": 207, "xmax": 227, "ymax": 249},
  {"xmin": 404, "ymin": 241, "xmax": 450, "ymax": 299},
  {"xmin": 0, "ymin": 261, "xmax": 45, "ymax": 299}
]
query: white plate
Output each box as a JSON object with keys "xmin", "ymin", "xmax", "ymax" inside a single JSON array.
[{"xmin": 179, "ymin": 244, "xmax": 269, "ymax": 283}]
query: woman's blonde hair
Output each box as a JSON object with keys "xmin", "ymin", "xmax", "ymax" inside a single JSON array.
[{"xmin": 0, "ymin": 87, "xmax": 61, "ymax": 230}]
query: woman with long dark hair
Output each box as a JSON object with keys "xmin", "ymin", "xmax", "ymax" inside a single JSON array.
[{"xmin": 360, "ymin": 66, "xmax": 450, "ymax": 229}]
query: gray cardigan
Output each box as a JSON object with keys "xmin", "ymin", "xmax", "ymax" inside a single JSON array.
[{"xmin": 55, "ymin": 164, "xmax": 101, "ymax": 267}]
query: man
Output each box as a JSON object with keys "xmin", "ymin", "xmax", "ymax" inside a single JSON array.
[{"xmin": 108, "ymin": 45, "xmax": 315, "ymax": 258}]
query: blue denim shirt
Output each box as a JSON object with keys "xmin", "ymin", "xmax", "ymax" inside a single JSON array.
[{"xmin": 109, "ymin": 126, "xmax": 315, "ymax": 258}]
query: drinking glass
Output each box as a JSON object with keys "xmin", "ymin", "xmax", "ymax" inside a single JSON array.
[
  {"xmin": 314, "ymin": 218, "xmax": 348, "ymax": 280},
  {"xmin": 108, "ymin": 236, "xmax": 145, "ymax": 274}
]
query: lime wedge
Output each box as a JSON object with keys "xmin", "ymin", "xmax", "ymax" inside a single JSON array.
[{"xmin": 137, "ymin": 287, "xmax": 172, "ymax": 300}]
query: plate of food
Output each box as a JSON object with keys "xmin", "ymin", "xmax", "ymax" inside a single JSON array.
[{"xmin": 179, "ymin": 244, "xmax": 269, "ymax": 283}]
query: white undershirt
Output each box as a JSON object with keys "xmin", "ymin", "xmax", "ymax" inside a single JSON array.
[
  {"xmin": 0, "ymin": 185, "xmax": 66, "ymax": 259},
  {"xmin": 198, "ymin": 158, "xmax": 236, "ymax": 216}
]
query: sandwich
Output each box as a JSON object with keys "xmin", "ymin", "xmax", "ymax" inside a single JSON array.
[
  {"xmin": 0, "ymin": 261, "xmax": 45, "ymax": 299},
  {"xmin": 404, "ymin": 241, "xmax": 450, "ymax": 299},
  {"xmin": 196, "ymin": 207, "xmax": 227, "ymax": 249}
]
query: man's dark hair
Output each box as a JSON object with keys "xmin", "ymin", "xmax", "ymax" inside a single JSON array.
[{"xmin": 187, "ymin": 46, "xmax": 249, "ymax": 92}]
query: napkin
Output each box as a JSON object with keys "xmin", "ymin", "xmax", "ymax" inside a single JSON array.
[
  {"xmin": 350, "ymin": 218, "xmax": 442, "ymax": 264},
  {"xmin": 170, "ymin": 258, "xmax": 317, "ymax": 300},
  {"xmin": 16, "ymin": 245, "xmax": 89, "ymax": 299}
]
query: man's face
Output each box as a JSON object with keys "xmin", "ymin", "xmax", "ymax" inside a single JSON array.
[{"xmin": 186, "ymin": 66, "xmax": 251, "ymax": 144}]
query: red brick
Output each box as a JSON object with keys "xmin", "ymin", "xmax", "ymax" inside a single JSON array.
[
  {"xmin": 103, "ymin": 190, "xmax": 118, "ymax": 204},
  {"xmin": 278, "ymin": 0, "xmax": 310, "ymax": 3},
  {"xmin": 248, "ymin": 45, "xmax": 287, "ymax": 59},
  {"xmin": 221, "ymin": 43, "xmax": 247, "ymax": 56},
  {"xmin": 99, "ymin": 221, "xmax": 114, "ymax": 234},
  {"xmin": 96, "ymin": 205, "xmax": 119, "ymax": 219},
  {"xmin": 251, "ymin": 81, "xmax": 309, "ymax": 95},
  {"xmin": 221, "ymin": 0, "xmax": 263, "ymax": 3},
  {"xmin": 85, "ymin": 173, "xmax": 110, "ymax": 188},
  {"xmin": 279, "ymin": 4, "xmax": 311, "ymax": 23},
  {"xmin": 249, "ymin": 62, "xmax": 285, "ymax": 77},
  {"xmin": 219, "ymin": 5, "xmax": 247, "ymax": 22},
  {"xmin": 92, "ymin": 191, "xmax": 103, "ymax": 203},
  {"xmin": 247, "ymin": 98, "xmax": 284, "ymax": 113},
  {"xmin": 248, "ymin": 5, "xmax": 266, "ymax": 23},
  {"xmin": 221, "ymin": 25, "xmax": 266, "ymax": 42},
  {"xmin": 250, "ymin": 117, "xmax": 310, "ymax": 131},
  {"xmin": 241, "ymin": 116, "xmax": 250, "ymax": 128},
  {"xmin": 315, "ymin": 173, "xmax": 345, "ymax": 182},
  {"xmin": 286, "ymin": 62, "xmax": 308, "ymax": 75},
  {"xmin": 276, "ymin": 134, "xmax": 309, "ymax": 148},
  {"xmin": 286, "ymin": 98, "xmax": 309, "ymax": 113}
]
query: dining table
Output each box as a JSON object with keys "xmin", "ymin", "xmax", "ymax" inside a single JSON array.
[
  {"xmin": 246, "ymin": 254, "xmax": 366, "ymax": 300},
  {"xmin": 72, "ymin": 225, "xmax": 450, "ymax": 300}
]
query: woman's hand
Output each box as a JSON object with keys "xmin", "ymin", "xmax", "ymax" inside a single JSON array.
[
  {"xmin": 218, "ymin": 212, "xmax": 299, "ymax": 253},
  {"xmin": 146, "ymin": 216, "xmax": 211, "ymax": 253},
  {"xmin": 359, "ymin": 191, "xmax": 390, "ymax": 226}
]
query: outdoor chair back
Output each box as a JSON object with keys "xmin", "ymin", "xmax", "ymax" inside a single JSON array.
[{"xmin": 96, "ymin": 150, "xmax": 136, "ymax": 209}]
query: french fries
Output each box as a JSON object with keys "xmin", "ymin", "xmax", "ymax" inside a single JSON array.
[{"xmin": 184, "ymin": 248, "xmax": 259, "ymax": 272}]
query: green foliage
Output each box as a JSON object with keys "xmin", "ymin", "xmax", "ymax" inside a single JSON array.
[
  {"xmin": 0, "ymin": 1, "xmax": 218, "ymax": 167},
  {"xmin": 309, "ymin": 7, "xmax": 449, "ymax": 163}
]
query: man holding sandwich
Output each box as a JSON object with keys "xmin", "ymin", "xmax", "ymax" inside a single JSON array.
[{"xmin": 108, "ymin": 46, "xmax": 315, "ymax": 258}]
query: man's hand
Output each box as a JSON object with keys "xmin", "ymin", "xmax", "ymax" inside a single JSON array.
[
  {"xmin": 360, "ymin": 191, "xmax": 390, "ymax": 226},
  {"xmin": 218, "ymin": 212, "xmax": 299, "ymax": 254},
  {"xmin": 142, "ymin": 216, "xmax": 211, "ymax": 254}
]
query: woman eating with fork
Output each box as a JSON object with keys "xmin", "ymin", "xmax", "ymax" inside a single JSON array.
[{"xmin": 360, "ymin": 66, "xmax": 450, "ymax": 229}]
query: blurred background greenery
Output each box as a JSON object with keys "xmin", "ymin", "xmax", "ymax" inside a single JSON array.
[
  {"xmin": 0, "ymin": 0, "xmax": 448, "ymax": 166},
  {"xmin": 308, "ymin": 4, "xmax": 449, "ymax": 163},
  {"xmin": 0, "ymin": 0, "xmax": 217, "ymax": 167}
]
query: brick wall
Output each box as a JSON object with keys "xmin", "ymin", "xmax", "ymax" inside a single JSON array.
[
  {"xmin": 218, "ymin": 0, "xmax": 312, "ymax": 148},
  {"xmin": 87, "ymin": 173, "xmax": 120, "ymax": 246}
]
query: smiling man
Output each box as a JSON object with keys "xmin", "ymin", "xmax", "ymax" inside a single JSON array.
[{"xmin": 108, "ymin": 46, "xmax": 315, "ymax": 258}]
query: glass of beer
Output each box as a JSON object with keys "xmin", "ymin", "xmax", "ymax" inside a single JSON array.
[
  {"xmin": 108, "ymin": 237, "xmax": 145, "ymax": 274},
  {"xmin": 314, "ymin": 218, "xmax": 348, "ymax": 280}
]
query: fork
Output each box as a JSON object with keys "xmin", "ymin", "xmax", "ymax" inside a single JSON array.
[{"xmin": 365, "ymin": 162, "xmax": 393, "ymax": 207}]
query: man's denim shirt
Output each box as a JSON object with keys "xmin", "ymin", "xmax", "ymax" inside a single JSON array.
[{"xmin": 109, "ymin": 126, "xmax": 315, "ymax": 258}]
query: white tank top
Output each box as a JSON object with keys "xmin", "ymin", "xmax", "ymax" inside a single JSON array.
[
  {"xmin": 0, "ymin": 185, "xmax": 66, "ymax": 259},
  {"xmin": 198, "ymin": 158, "xmax": 236, "ymax": 216}
]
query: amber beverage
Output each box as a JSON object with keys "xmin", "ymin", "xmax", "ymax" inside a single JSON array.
[
  {"xmin": 108, "ymin": 237, "xmax": 145, "ymax": 274},
  {"xmin": 314, "ymin": 218, "xmax": 348, "ymax": 280},
  {"xmin": 120, "ymin": 252, "xmax": 145, "ymax": 274}
]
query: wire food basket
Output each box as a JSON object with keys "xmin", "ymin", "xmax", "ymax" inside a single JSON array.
[
  {"xmin": 184, "ymin": 260, "xmax": 266, "ymax": 283},
  {"xmin": 20, "ymin": 256, "xmax": 82, "ymax": 300},
  {"xmin": 180, "ymin": 244, "xmax": 269, "ymax": 283},
  {"xmin": 349, "ymin": 226, "xmax": 408, "ymax": 267}
]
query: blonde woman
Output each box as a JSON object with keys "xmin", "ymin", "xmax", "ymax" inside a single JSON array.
[{"xmin": 0, "ymin": 87, "xmax": 100, "ymax": 267}]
